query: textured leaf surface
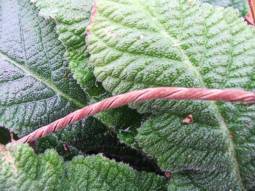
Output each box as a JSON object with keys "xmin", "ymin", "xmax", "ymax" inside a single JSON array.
[
  {"xmin": 32, "ymin": 0, "xmax": 142, "ymax": 130},
  {"xmin": 34, "ymin": 117, "xmax": 158, "ymax": 173},
  {"xmin": 0, "ymin": 0, "xmax": 141, "ymax": 168},
  {"xmin": 0, "ymin": 0, "xmax": 88, "ymax": 136},
  {"xmin": 202, "ymin": 0, "xmax": 248, "ymax": 16},
  {"xmin": 87, "ymin": 0, "xmax": 255, "ymax": 190},
  {"xmin": 31, "ymin": 0, "xmax": 98, "ymax": 94},
  {"xmin": 34, "ymin": 117, "xmax": 116, "ymax": 159},
  {"xmin": 0, "ymin": 144, "xmax": 166, "ymax": 191}
]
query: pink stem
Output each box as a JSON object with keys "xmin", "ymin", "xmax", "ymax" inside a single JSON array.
[
  {"xmin": 16, "ymin": 87, "xmax": 255, "ymax": 144},
  {"xmin": 249, "ymin": 0, "xmax": 255, "ymax": 21},
  {"xmin": 246, "ymin": 0, "xmax": 255, "ymax": 25}
]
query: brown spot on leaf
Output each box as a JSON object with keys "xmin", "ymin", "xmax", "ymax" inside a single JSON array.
[
  {"xmin": 164, "ymin": 171, "xmax": 172, "ymax": 179},
  {"xmin": 63, "ymin": 144, "xmax": 70, "ymax": 152},
  {"xmin": 229, "ymin": 132, "xmax": 235, "ymax": 140},
  {"xmin": 182, "ymin": 114, "xmax": 193, "ymax": 124}
]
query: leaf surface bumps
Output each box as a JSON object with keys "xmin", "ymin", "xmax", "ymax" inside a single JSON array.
[
  {"xmin": 0, "ymin": 0, "xmax": 87, "ymax": 136},
  {"xmin": 0, "ymin": 144, "xmax": 166, "ymax": 191},
  {"xmin": 32, "ymin": 0, "xmax": 142, "ymax": 130},
  {"xmin": 87, "ymin": 0, "xmax": 255, "ymax": 189}
]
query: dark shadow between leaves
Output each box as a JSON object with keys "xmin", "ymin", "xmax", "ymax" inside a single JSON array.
[{"xmin": 0, "ymin": 126, "xmax": 18, "ymax": 145}]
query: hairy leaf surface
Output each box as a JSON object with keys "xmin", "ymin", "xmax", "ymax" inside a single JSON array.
[
  {"xmin": 31, "ymin": 0, "xmax": 142, "ymax": 130},
  {"xmin": 87, "ymin": 0, "xmax": 255, "ymax": 190},
  {"xmin": 0, "ymin": 0, "xmax": 139, "ymax": 165},
  {"xmin": 0, "ymin": 144, "xmax": 166, "ymax": 191},
  {"xmin": 202, "ymin": 0, "xmax": 248, "ymax": 16},
  {"xmin": 31, "ymin": 0, "xmax": 98, "ymax": 95},
  {"xmin": 0, "ymin": 0, "xmax": 89, "ymax": 136}
]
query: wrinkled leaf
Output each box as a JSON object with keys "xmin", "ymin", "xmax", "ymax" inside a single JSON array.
[
  {"xmin": 31, "ymin": 0, "xmax": 98, "ymax": 95},
  {"xmin": 0, "ymin": 144, "xmax": 166, "ymax": 191},
  {"xmin": 0, "ymin": 0, "xmax": 89, "ymax": 136},
  {"xmin": 34, "ymin": 117, "xmax": 116, "ymax": 159},
  {"xmin": 31, "ymin": 0, "xmax": 142, "ymax": 132},
  {"xmin": 0, "ymin": 0, "xmax": 146, "ymax": 173},
  {"xmin": 87, "ymin": 0, "xmax": 255, "ymax": 190}
]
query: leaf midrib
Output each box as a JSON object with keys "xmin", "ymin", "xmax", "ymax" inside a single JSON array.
[
  {"xmin": 0, "ymin": 51, "xmax": 84, "ymax": 108},
  {"xmin": 133, "ymin": 0, "xmax": 244, "ymax": 188}
]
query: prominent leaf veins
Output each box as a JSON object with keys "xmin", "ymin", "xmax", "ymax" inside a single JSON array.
[
  {"xmin": 0, "ymin": 144, "xmax": 166, "ymax": 191},
  {"xmin": 31, "ymin": 0, "xmax": 142, "ymax": 135},
  {"xmin": 0, "ymin": 0, "xmax": 87, "ymax": 136},
  {"xmin": 87, "ymin": 0, "xmax": 255, "ymax": 190}
]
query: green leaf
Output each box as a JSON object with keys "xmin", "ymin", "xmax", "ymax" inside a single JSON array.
[
  {"xmin": 0, "ymin": 0, "xmax": 141, "ymax": 168},
  {"xmin": 0, "ymin": 144, "xmax": 166, "ymax": 191},
  {"xmin": 34, "ymin": 117, "xmax": 160, "ymax": 173},
  {"xmin": 0, "ymin": 0, "xmax": 88, "ymax": 136},
  {"xmin": 31, "ymin": 0, "xmax": 142, "ymax": 130},
  {"xmin": 34, "ymin": 117, "xmax": 117, "ymax": 159},
  {"xmin": 31, "ymin": 0, "xmax": 99, "ymax": 95},
  {"xmin": 87, "ymin": 0, "xmax": 255, "ymax": 189},
  {"xmin": 202, "ymin": 0, "xmax": 248, "ymax": 16},
  {"xmin": 136, "ymin": 113, "xmax": 255, "ymax": 190}
]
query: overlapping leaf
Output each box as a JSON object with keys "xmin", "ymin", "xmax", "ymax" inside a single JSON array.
[
  {"xmin": 31, "ymin": 0, "xmax": 97, "ymax": 95},
  {"xmin": 0, "ymin": 0, "xmax": 143, "ymax": 165},
  {"xmin": 0, "ymin": 144, "xmax": 166, "ymax": 191},
  {"xmin": 34, "ymin": 117, "xmax": 117, "ymax": 160},
  {"xmin": 0, "ymin": 0, "xmax": 88, "ymax": 136},
  {"xmin": 31, "ymin": 0, "xmax": 141, "ymax": 132},
  {"xmin": 0, "ymin": 0, "xmax": 156, "ymax": 178},
  {"xmin": 87, "ymin": 0, "xmax": 255, "ymax": 189}
]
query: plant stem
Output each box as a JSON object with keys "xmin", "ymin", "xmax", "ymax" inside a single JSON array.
[{"xmin": 246, "ymin": 0, "xmax": 255, "ymax": 25}]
